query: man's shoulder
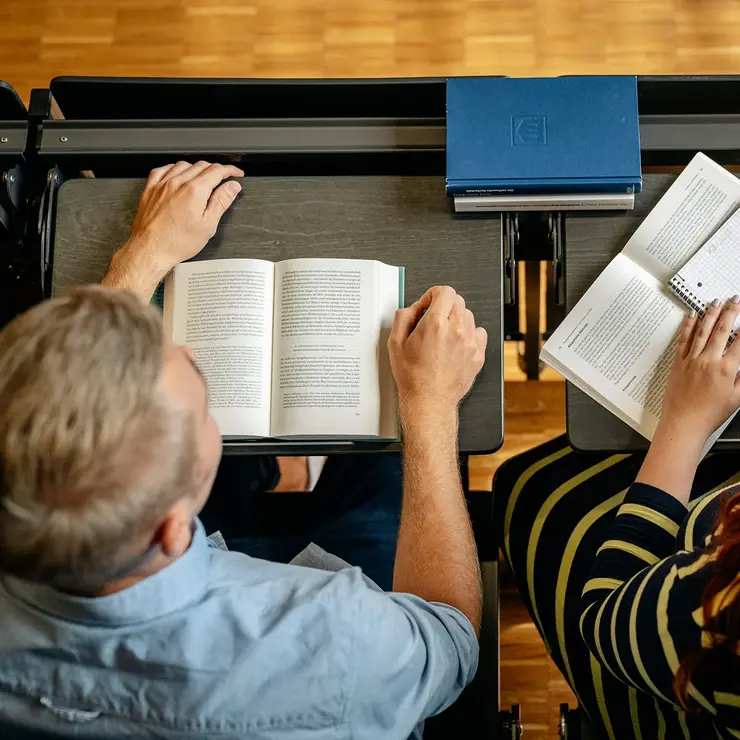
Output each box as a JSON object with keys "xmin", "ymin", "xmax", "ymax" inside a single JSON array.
[
  {"xmin": 205, "ymin": 549, "xmax": 380, "ymax": 622},
  {"xmin": 204, "ymin": 550, "xmax": 477, "ymax": 658}
]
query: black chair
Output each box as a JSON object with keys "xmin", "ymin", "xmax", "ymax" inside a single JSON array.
[
  {"xmin": 0, "ymin": 80, "xmax": 35, "ymax": 326},
  {"xmin": 559, "ymin": 704, "xmax": 604, "ymax": 740},
  {"xmin": 0, "ymin": 80, "xmax": 26, "ymax": 120}
]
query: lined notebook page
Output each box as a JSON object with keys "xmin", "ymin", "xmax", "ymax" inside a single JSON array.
[{"xmin": 669, "ymin": 207, "xmax": 740, "ymax": 317}]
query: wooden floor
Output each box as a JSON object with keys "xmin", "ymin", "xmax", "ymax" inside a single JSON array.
[
  {"xmin": 5, "ymin": 1, "xmax": 740, "ymax": 735},
  {"xmin": 5, "ymin": 0, "xmax": 740, "ymax": 101},
  {"xmin": 489, "ymin": 350, "xmax": 573, "ymax": 735}
]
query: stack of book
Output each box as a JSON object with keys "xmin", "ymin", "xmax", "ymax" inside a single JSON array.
[{"xmin": 446, "ymin": 76, "xmax": 642, "ymax": 212}]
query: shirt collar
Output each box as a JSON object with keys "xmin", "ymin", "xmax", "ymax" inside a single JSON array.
[{"xmin": 2, "ymin": 519, "xmax": 211, "ymax": 626}]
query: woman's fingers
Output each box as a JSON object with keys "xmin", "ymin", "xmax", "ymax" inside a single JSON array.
[
  {"xmin": 676, "ymin": 310, "xmax": 699, "ymax": 361},
  {"xmin": 706, "ymin": 297, "xmax": 740, "ymax": 358},
  {"xmin": 691, "ymin": 299, "xmax": 722, "ymax": 357},
  {"xmin": 723, "ymin": 309, "xmax": 740, "ymax": 368}
]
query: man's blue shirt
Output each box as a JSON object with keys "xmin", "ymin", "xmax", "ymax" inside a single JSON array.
[{"xmin": 0, "ymin": 520, "xmax": 478, "ymax": 739}]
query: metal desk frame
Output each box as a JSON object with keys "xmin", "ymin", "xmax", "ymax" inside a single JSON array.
[
  {"xmin": 4, "ymin": 75, "xmax": 740, "ymax": 366},
  {"xmin": 33, "ymin": 75, "xmax": 740, "ymax": 378}
]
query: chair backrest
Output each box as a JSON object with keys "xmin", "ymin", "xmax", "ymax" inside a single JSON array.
[
  {"xmin": 49, "ymin": 75, "xmax": 445, "ymax": 121},
  {"xmin": 0, "ymin": 81, "xmax": 26, "ymax": 120}
]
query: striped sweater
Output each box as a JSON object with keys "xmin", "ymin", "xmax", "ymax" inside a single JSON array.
[{"xmin": 581, "ymin": 482, "xmax": 740, "ymax": 739}]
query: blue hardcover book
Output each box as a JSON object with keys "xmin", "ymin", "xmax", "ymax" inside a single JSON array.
[{"xmin": 446, "ymin": 76, "xmax": 641, "ymax": 196}]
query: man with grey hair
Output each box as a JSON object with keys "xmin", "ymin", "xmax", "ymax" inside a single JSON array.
[{"xmin": 0, "ymin": 161, "xmax": 488, "ymax": 739}]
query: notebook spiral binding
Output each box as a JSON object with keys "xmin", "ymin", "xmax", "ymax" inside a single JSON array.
[
  {"xmin": 669, "ymin": 277, "xmax": 738, "ymax": 345},
  {"xmin": 669, "ymin": 276, "xmax": 707, "ymax": 316}
]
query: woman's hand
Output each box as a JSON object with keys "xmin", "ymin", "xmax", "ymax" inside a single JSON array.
[
  {"xmin": 636, "ymin": 297, "xmax": 740, "ymax": 504},
  {"xmin": 661, "ymin": 297, "xmax": 740, "ymax": 441}
]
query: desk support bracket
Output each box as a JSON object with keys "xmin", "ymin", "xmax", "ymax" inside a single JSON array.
[
  {"xmin": 0, "ymin": 165, "xmax": 21, "ymax": 234},
  {"xmin": 504, "ymin": 212, "xmax": 565, "ymax": 380},
  {"xmin": 547, "ymin": 213, "xmax": 567, "ymax": 342},
  {"xmin": 502, "ymin": 213, "xmax": 518, "ymax": 307},
  {"xmin": 37, "ymin": 167, "xmax": 63, "ymax": 297}
]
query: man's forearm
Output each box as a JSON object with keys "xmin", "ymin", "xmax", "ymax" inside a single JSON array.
[
  {"xmin": 101, "ymin": 238, "xmax": 166, "ymax": 303},
  {"xmin": 393, "ymin": 406, "xmax": 482, "ymax": 634}
]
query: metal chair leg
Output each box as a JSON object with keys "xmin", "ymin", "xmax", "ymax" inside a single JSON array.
[{"xmin": 498, "ymin": 704, "xmax": 522, "ymax": 739}]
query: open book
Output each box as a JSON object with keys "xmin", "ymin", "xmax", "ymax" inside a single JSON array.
[
  {"xmin": 163, "ymin": 258, "xmax": 404, "ymax": 439},
  {"xmin": 542, "ymin": 153, "xmax": 740, "ymax": 448}
]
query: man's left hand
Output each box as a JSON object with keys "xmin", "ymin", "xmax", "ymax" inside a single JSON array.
[{"xmin": 103, "ymin": 161, "xmax": 244, "ymax": 300}]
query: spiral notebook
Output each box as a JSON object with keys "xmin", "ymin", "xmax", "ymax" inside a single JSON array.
[{"xmin": 669, "ymin": 206, "xmax": 740, "ymax": 342}]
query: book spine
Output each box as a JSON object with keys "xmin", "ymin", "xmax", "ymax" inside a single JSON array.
[
  {"xmin": 454, "ymin": 198, "xmax": 633, "ymax": 212},
  {"xmin": 446, "ymin": 181, "xmax": 640, "ymax": 196}
]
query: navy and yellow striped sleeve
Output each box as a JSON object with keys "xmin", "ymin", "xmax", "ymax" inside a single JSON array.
[
  {"xmin": 585, "ymin": 482, "xmax": 685, "ymax": 592},
  {"xmin": 579, "ymin": 483, "xmax": 740, "ymax": 722}
]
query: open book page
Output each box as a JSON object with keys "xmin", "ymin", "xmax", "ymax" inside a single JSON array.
[
  {"xmin": 164, "ymin": 259, "xmax": 275, "ymax": 437},
  {"xmin": 622, "ymin": 152, "xmax": 740, "ymax": 283},
  {"xmin": 542, "ymin": 254, "xmax": 685, "ymax": 440},
  {"xmin": 270, "ymin": 258, "xmax": 400, "ymax": 438}
]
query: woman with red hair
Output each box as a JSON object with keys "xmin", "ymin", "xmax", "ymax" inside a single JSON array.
[{"xmin": 496, "ymin": 298, "xmax": 740, "ymax": 738}]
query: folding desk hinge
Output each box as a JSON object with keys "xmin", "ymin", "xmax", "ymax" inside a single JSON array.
[
  {"xmin": 0, "ymin": 198, "xmax": 8, "ymax": 234},
  {"xmin": 0, "ymin": 165, "xmax": 22, "ymax": 235},
  {"xmin": 502, "ymin": 213, "xmax": 518, "ymax": 306},
  {"xmin": 549, "ymin": 212, "xmax": 565, "ymax": 306},
  {"xmin": 3, "ymin": 165, "xmax": 22, "ymax": 211},
  {"xmin": 37, "ymin": 167, "xmax": 64, "ymax": 296}
]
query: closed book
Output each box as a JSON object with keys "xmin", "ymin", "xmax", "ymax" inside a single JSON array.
[
  {"xmin": 446, "ymin": 76, "xmax": 642, "ymax": 196},
  {"xmin": 454, "ymin": 192, "xmax": 635, "ymax": 212}
]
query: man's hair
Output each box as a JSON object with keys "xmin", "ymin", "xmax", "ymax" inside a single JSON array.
[{"xmin": 0, "ymin": 286, "xmax": 196, "ymax": 592}]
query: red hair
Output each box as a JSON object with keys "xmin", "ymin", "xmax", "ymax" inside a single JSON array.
[{"xmin": 675, "ymin": 490, "xmax": 740, "ymax": 708}]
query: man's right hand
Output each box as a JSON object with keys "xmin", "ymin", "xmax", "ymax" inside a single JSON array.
[
  {"xmin": 388, "ymin": 285, "xmax": 487, "ymax": 423},
  {"xmin": 391, "ymin": 285, "xmax": 486, "ymax": 632}
]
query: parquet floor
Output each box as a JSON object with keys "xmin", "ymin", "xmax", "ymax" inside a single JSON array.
[
  {"xmin": 5, "ymin": 0, "xmax": 740, "ymax": 102},
  {"xmin": 5, "ymin": 0, "xmax": 740, "ymax": 734}
]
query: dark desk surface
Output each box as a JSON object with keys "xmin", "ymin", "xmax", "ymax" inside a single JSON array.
[
  {"xmin": 53, "ymin": 176, "xmax": 503, "ymax": 455},
  {"xmin": 566, "ymin": 173, "xmax": 740, "ymax": 452}
]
